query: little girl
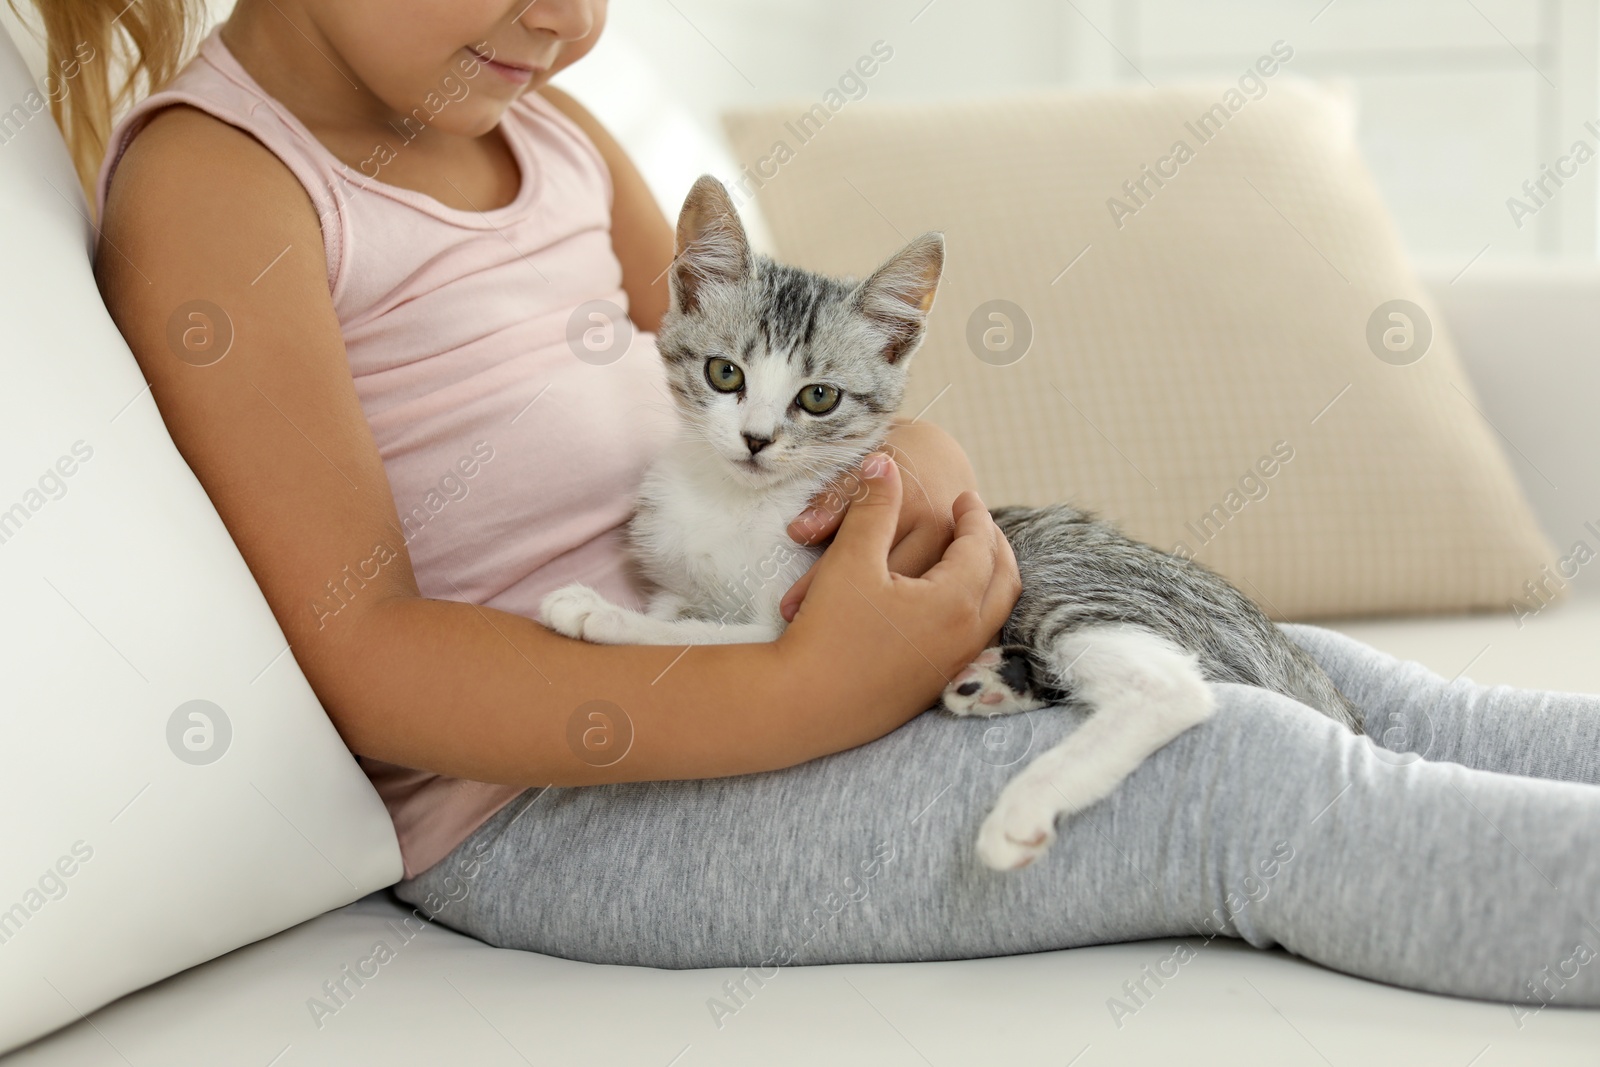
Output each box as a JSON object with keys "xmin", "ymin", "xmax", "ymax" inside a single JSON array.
[{"xmin": 39, "ymin": 0, "xmax": 1600, "ymax": 1009}]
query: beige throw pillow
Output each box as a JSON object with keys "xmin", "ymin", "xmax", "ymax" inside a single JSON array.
[{"xmin": 721, "ymin": 76, "xmax": 1557, "ymax": 619}]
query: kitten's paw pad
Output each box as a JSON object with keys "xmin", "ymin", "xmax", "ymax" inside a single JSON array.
[
  {"xmin": 942, "ymin": 647, "xmax": 1047, "ymax": 717},
  {"xmin": 539, "ymin": 584, "xmax": 618, "ymax": 641},
  {"xmin": 971, "ymin": 647, "xmax": 1004, "ymax": 668},
  {"xmin": 976, "ymin": 791, "xmax": 1060, "ymax": 871}
]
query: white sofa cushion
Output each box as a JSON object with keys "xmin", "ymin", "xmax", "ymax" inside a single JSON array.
[{"xmin": 0, "ymin": 26, "xmax": 401, "ymax": 1057}]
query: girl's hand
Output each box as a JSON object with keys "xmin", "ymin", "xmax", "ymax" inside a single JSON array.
[
  {"xmin": 777, "ymin": 450, "xmax": 1021, "ymax": 713},
  {"xmin": 780, "ymin": 419, "xmax": 985, "ymax": 622}
]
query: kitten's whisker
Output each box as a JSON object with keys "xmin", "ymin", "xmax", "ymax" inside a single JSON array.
[{"xmin": 675, "ymin": 416, "xmax": 744, "ymax": 492}]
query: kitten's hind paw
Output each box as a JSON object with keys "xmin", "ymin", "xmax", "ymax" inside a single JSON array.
[
  {"xmin": 942, "ymin": 646, "xmax": 1050, "ymax": 717},
  {"xmin": 976, "ymin": 782, "xmax": 1060, "ymax": 871}
]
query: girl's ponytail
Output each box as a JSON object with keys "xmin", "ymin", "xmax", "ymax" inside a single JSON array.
[{"xmin": 8, "ymin": 0, "xmax": 205, "ymax": 217}]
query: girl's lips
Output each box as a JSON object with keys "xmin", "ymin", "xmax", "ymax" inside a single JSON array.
[{"xmin": 467, "ymin": 47, "xmax": 542, "ymax": 85}]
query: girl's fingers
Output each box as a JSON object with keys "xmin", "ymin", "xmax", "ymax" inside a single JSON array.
[
  {"xmin": 779, "ymin": 565, "xmax": 816, "ymax": 622},
  {"xmin": 917, "ymin": 489, "xmax": 1000, "ymax": 601},
  {"xmin": 827, "ymin": 452, "xmax": 902, "ymax": 575},
  {"xmin": 976, "ymin": 521, "xmax": 1022, "ymax": 635},
  {"xmin": 884, "ymin": 518, "xmax": 947, "ymax": 579},
  {"xmin": 787, "ymin": 476, "xmax": 852, "ymax": 544}
]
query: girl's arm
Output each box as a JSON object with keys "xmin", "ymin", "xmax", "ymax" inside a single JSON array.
[
  {"xmin": 536, "ymin": 84, "xmax": 674, "ymax": 335},
  {"xmin": 96, "ymin": 105, "xmax": 1018, "ymax": 789}
]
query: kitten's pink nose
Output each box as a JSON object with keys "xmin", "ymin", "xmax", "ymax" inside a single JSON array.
[{"xmin": 742, "ymin": 433, "xmax": 773, "ymax": 455}]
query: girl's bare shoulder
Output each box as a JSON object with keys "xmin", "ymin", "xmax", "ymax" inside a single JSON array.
[{"xmin": 102, "ymin": 102, "xmax": 319, "ymax": 239}]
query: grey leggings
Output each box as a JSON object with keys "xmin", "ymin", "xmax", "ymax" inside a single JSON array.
[{"xmin": 393, "ymin": 624, "xmax": 1600, "ymax": 1006}]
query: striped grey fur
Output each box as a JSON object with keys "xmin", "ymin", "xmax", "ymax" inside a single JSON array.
[{"xmin": 989, "ymin": 504, "xmax": 1362, "ymax": 731}]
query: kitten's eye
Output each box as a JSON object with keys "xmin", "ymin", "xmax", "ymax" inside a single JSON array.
[
  {"xmin": 705, "ymin": 357, "xmax": 744, "ymax": 393},
  {"xmin": 795, "ymin": 382, "xmax": 842, "ymax": 415}
]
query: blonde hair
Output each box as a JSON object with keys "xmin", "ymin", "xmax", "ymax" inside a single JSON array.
[{"xmin": 9, "ymin": 0, "xmax": 206, "ymax": 218}]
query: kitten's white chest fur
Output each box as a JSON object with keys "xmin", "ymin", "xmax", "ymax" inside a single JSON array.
[
  {"xmin": 538, "ymin": 426, "xmax": 830, "ymax": 647},
  {"xmin": 629, "ymin": 432, "xmax": 824, "ymax": 631}
]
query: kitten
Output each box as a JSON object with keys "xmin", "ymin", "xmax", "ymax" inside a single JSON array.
[{"xmin": 540, "ymin": 175, "xmax": 1363, "ymax": 871}]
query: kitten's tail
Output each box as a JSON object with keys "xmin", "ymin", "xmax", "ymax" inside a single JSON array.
[{"xmin": 1282, "ymin": 643, "xmax": 1365, "ymax": 735}]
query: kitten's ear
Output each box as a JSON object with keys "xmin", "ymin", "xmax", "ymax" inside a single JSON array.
[
  {"xmin": 670, "ymin": 175, "xmax": 752, "ymax": 315},
  {"xmin": 852, "ymin": 231, "xmax": 945, "ymax": 364}
]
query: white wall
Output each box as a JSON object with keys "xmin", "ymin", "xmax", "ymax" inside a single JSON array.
[
  {"xmin": 6, "ymin": 0, "xmax": 1596, "ymax": 265},
  {"xmin": 579, "ymin": 0, "xmax": 1600, "ymax": 266}
]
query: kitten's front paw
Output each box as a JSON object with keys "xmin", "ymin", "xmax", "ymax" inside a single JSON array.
[
  {"xmin": 943, "ymin": 646, "xmax": 1048, "ymax": 717},
  {"xmin": 976, "ymin": 775, "xmax": 1063, "ymax": 871},
  {"xmin": 539, "ymin": 583, "xmax": 618, "ymax": 642}
]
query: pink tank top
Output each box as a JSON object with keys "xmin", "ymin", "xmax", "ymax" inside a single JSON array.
[{"xmin": 95, "ymin": 27, "xmax": 678, "ymax": 879}]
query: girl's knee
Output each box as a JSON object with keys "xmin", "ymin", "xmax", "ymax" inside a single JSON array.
[
  {"xmin": 1169, "ymin": 682, "xmax": 1371, "ymax": 803},
  {"xmin": 1202, "ymin": 681, "xmax": 1353, "ymax": 745}
]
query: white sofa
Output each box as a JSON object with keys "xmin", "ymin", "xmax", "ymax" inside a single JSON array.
[
  {"xmin": 5, "ymin": 33, "xmax": 1600, "ymax": 1067},
  {"xmin": 8, "ymin": 262, "xmax": 1599, "ymax": 1067}
]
